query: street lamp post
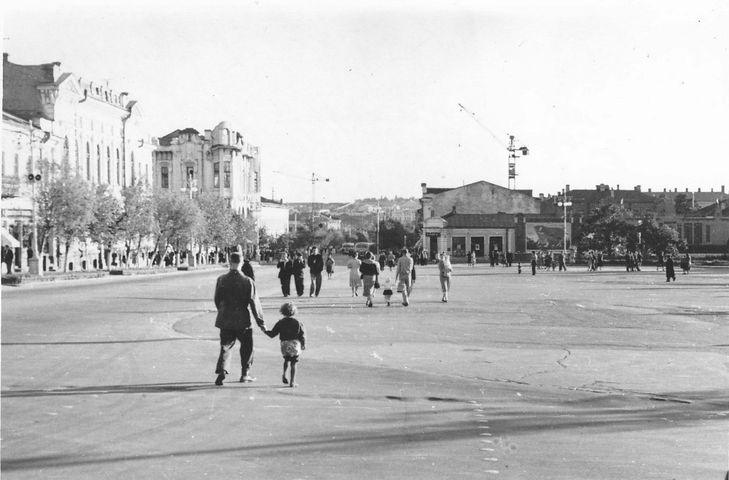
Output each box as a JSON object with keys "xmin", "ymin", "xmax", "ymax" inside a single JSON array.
[
  {"xmin": 181, "ymin": 174, "xmax": 198, "ymax": 267},
  {"xmin": 310, "ymin": 172, "xmax": 329, "ymax": 228},
  {"xmin": 27, "ymin": 173, "xmax": 43, "ymax": 276},
  {"xmin": 556, "ymin": 186, "xmax": 572, "ymax": 263}
]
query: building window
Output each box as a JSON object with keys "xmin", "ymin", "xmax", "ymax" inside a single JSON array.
[
  {"xmin": 106, "ymin": 146, "xmax": 111, "ymax": 184},
  {"xmin": 254, "ymin": 171, "xmax": 259, "ymax": 193},
  {"xmin": 213, "ymin": 162, "xmax": 220, "ymax": 188},
  {"xmin": 452, "ymin": 237, "xmax": 466, "ymax": 257},
  {"xmin": 116, "ymin": 149, "xmax": 120, "ymax": 185},
  {"xmin": 161, "ymin": 166, "xmax": 169, "ymax": 188},
  {"xmin": 224, "ymin": 161, "xmax": 231, "ymax": 188},
  {"xmin": 694, "ymin": 223, "xmax": 703, "ymax": 244},
  {"xmin": 14, "ymin": 153, "xmax": 19, "ymax": 176},
  {"xmin": 684, "ymin": 223, "xmax": 693, "ymax": 244}
]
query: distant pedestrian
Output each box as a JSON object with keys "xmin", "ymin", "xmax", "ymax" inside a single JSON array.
[
  {"xmin": 359, "ymin": 251, "xmax": 380, "ymax": 307},
  {"xmin": 386, "ymin": 251, "xmax": 396, "ymax": 271},
  {"xmin": 3, "ymin": 245, "xmax": 14, "ymax": 274},
  {"xmin": 307, "ymin": 246, "xmax": 324, "ymax": 297},
  {"xmin": 680, "ymin": 253, "xmax": 691, "ymax": 274},
  {"xmin": 438, "ymin": 252, "xmax": 453, "ymax": 303},
  {"xmin": 346, "ymin": 251, "xmax": 362, "ymax": 296},
  {"xmin": 382, "ymin": 276, "xmax": 394, "ymax": 306},
  {"xmin": 665, "ymin": 254, "xmax": 676, "ymax": 282},
  {"xmin": 530, "ymin": 251, "xmax": 537, "ymax": 275},
  {"xmin": 242, "ymin": 256, "xmax": 255, "ymax": 280},
  {"xmin": 264, "ymin": 302, "xmax": 306, "ymax": 388},
  {"xmin": 656, "ymin": 251, "xmax": 664, "ymax": 271},
  {"xmin": 325, "ymin": 253, "xmax": 335, "ymax": 279},
  {"xmin": 558, "ymin": 252, "xmax": 567, "ymax": 271},
  {"xmin": 396, "ymin": 248, "xmax": 414, "ymax": 306},
  {"xmin": 214, "ymin": 252, "xmax": 266, "ymax": 386},
  {"xmin": 292, "ymin": 251, "xmax": 306, "ymax": 296},
  {"xmin": 277, "ymin": 252, "xmax": 293, "ymax": 297},
  {"xmin": 378, "ymin": 251, "xmax": 386, "ymax": 271}
]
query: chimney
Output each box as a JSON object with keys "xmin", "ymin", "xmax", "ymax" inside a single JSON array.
[
  {"xmin": 421, "ymin": 182, "xmax": 427, "ymax": 194},
  {"xmin": 722, "ymin": 185, "xmax": 725, "ymax": 193},
  {"xmin": 698, "ymin": 188, "xmax": 701, "ymax": 193},
  {"xmin": 663, "ymin": 188, "xmax": 666, "ymax": 192},
  {"xmin": 674, "ymin": 188, "xmax": 678, "ymax": 192},
  {"xmin": 616, "ymin": 184, "xmax": 620, "ymax": 191},
  {"xmin": 686, "ymin": 188, "xmax": 689, "ymax": 192},
  {"xmin": 648, "ymin": 188, "xmax": 652, "ymax": 192},
  {"xmin": 539, "ymin": 193, "xmax": 544, "ymax": 199},
  {"xmin": 566, "ymin": 184, "xmax": 570, "ymax": 192},
  {"xmin": 3, "ymin": 52, "xmax": 8, "ymax": 63},
  {"xmin": 452, "ymin": 205, "xmax": 457, "ymax": 214},
  {"xmin": 634, "ymin": 185, "xmax": 641, "ymax": 192}
]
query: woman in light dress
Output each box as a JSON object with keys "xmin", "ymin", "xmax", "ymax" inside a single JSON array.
[
  {"xmin": 346, "ymin": 251, "xmax": 362, "ymax": 296},
  {"xmin": 438, "ymin": 252, "xmax": 453, "ymax": 302}
]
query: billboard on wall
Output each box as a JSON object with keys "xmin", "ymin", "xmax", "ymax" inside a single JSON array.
[{"xmin": 526, "ymin": 222, "xmax": 571, "ymax": 250}]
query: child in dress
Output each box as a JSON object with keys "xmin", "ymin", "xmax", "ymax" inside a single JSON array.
[
  {"xmin": 265, "ymin": 302, "xmax": 306, "ymax": 387},
  {"xmin": 382, "ymin": 276, "xmax": 394, "ymax": 306}
]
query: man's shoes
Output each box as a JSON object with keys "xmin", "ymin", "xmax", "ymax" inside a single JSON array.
[
  {"xmin": 240, "ymin": 375, "xmax": 256, "ymax": 383},
  {"xmin": 215, "ymin": 373, "xmax": 225, "ymax": 386}
]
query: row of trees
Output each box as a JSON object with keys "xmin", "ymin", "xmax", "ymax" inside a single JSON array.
[
  {"xmin": 35, "ymin": 161, "xmax": 256, "ymax": 272},
  {"xmin": 574, "ymin": 204, "xmax": 685, "ymax": 257}
]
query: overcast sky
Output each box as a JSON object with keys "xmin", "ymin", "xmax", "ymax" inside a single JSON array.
[{"xmin": 3, "ymin": 0, "xmax": 728, "ymax": 203}]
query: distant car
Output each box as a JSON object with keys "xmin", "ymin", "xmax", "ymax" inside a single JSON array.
[{"xmin": 341, "ymin": 242, "xmax": 355, "ymax": 254}]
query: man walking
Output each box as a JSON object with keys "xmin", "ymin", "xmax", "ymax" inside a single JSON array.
[
  {"xmin": 307, "ymin": 246, "xmax": 324, "ymax": 297},
  {"xmin": 214, "ymin": 252, "xmax": 266, "ymax": 386},
  {"xmin": 395, "ymin": 247, "xmax": 414, "ymax": 306}
]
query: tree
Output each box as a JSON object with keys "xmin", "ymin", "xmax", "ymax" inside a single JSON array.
[
  {"xmin": 153, "ymin": 190, "xmax": 202, "ymax": 265},
  {"xmin": 119, "ymin": 183, "xmax": 156, "ymax": 267},
  {"xmin": 37, "ymin": 171, "xmax": 95, "ymax": 272},
  {"xmin": 88, "ymin": 185, "xmax": 124, "ymax": 270},
  {"xmin": 376, "ymin": 219, "xmax": 417, "ymax": 251},
  {"xmin": 197, "ymin": 192, "xmax": 235, "ymax": 261},
  {"xmin": 574, "ymin": 205, "xmax": 635, "ymax": 254},
  {"xmin": 674, "ymin": 193, "xmax": 693, "ymax": 215}
]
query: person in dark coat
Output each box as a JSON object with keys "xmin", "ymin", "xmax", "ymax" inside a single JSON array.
[
  {"xmin": 214, "ymin": 252, "xmax": 266, "ymax": 386},
  {"xmin": 3, "ymin": 246, "xmax": 14, "ymax": 274},
  {"xmin": 291, "ymin": 251, "xmax": 306, "ymax": 296},
  {"xmin": 665, "ymin": 254, "xmax": 676, "ymax": 282},
  {"xmin": 277, "ymin": 252, "xmax": 293, "ymax": 297},
  {"xmin": 242, "ymin": 256, "xmax": 255, "ymax": 280},
  {"xmin": 530, "ymin": 251, "xmax": 537, "ymax": 275},
  {"xmin": 307, "ymin": 246, "xmax": 324, "ymax": 297}
]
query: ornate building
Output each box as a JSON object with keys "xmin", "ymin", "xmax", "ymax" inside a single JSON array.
[
  {"xmin": 1, "ymin": 53, "xmax": 155, "ymax": 272},
  {"xmin": 153, "ymin": 121, "xmax": 261, "ymax": 217}
]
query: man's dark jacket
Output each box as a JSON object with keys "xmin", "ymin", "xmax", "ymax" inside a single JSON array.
[
  {"xmin": 307, "ymin": 253, "xmax": 324, "ymax": 274},
  {"xmin": 214, "ymin": 269, "xmax": 264, "ymax": 330}
]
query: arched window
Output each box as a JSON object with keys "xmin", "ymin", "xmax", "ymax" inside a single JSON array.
[
  {"xmin": 213, "ymin": 162, "xmax": 220, "ymax": 188},
  {"xmin": 106, "ymin": 146, "xmax": 111, "ymax": 184},
  {"xmin": 116, "ymin": 148, "xmax": 120, "ymax": 185},
  {"xmin": 224, "ymin": 161, "xmax": 230, "ymax": 188}
]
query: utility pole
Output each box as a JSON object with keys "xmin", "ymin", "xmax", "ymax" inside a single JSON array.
[{"xmin": 556, "ymin": 186, "xmax": 572, "ymax": 261}]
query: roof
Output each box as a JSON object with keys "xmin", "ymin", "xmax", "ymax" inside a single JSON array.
[
  {"xmin": 568, "ymin": 188, "xmax": 658, "ymax": 204},
  {"xmin": 157, "ymin": 128, "xmax": 200, "ymax": 146},
  {"xmin": 2, "ymin": 58, "xmax": 56, "ymax": 121}
]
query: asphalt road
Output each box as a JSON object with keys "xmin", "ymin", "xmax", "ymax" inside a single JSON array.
[{"xmin": 2, "ymin": 262, "xmax": 728, "ymax": 479}]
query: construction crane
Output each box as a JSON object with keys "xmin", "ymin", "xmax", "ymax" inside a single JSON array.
[
  {"xmin": 458, "ymin": 103, "xmax": 529, "ymax": 189},
  {"xmin": 272, "ymin": 170, "xmax": 330, "ymax": 225}
]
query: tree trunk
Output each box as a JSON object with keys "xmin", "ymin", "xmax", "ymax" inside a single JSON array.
[{"xmin": 63, "ymin": 241, "xmax": 71, "ymax": 273}]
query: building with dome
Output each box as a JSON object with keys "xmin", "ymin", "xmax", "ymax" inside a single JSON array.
[{"xmin": 153, "ymin": 122, "xmax": 261, "ymax": 217}]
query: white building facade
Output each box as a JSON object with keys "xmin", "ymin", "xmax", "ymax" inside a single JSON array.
[{"xmin": 1, "ymin": 53, "xmax": 155, "ymax": 272}]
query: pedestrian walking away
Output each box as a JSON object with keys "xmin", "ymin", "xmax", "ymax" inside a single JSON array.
[
  {"xmin": 359, "ymin": 251, "xmax": 380, "ymax": 307},
  {"xmin": 264, "ymin": 302, "xmax": 306, "ymax": 388},
  {"xmin": 214, "ymin": 252, "xmax": 266, "ymax": 386},
  {"xmin": 346, "ymin": 251, "xmax": 362, "ymax": 296},
  {"xmin": 242, "ymin": 255, "xmax": 255, "ymax": 280},
  {"xmin": 438, "ymin": 252, "xmax": 453, "ymax": 302},
  {"xmin": 396, "ymin": 248, "xmax": 414, "ymax": 306},
  {"xmin": 325, "ymin": 253, "xmax": 335, "ymax": 279},
  {"xmin": 307, "ymin": 246, "xmax": 324, "ymax": 297},
  {"xmin": 530, "ymin": 251, "xmax": 537, "ymax": 275},
  {"xmin": 381, "ymin": 275, "xmax": 394, "ymax": 306}
]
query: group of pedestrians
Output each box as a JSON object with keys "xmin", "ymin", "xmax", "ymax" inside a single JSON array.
[{"xmin": 276, "ymin": 246, "xmax": 334, "ymax": 298}]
